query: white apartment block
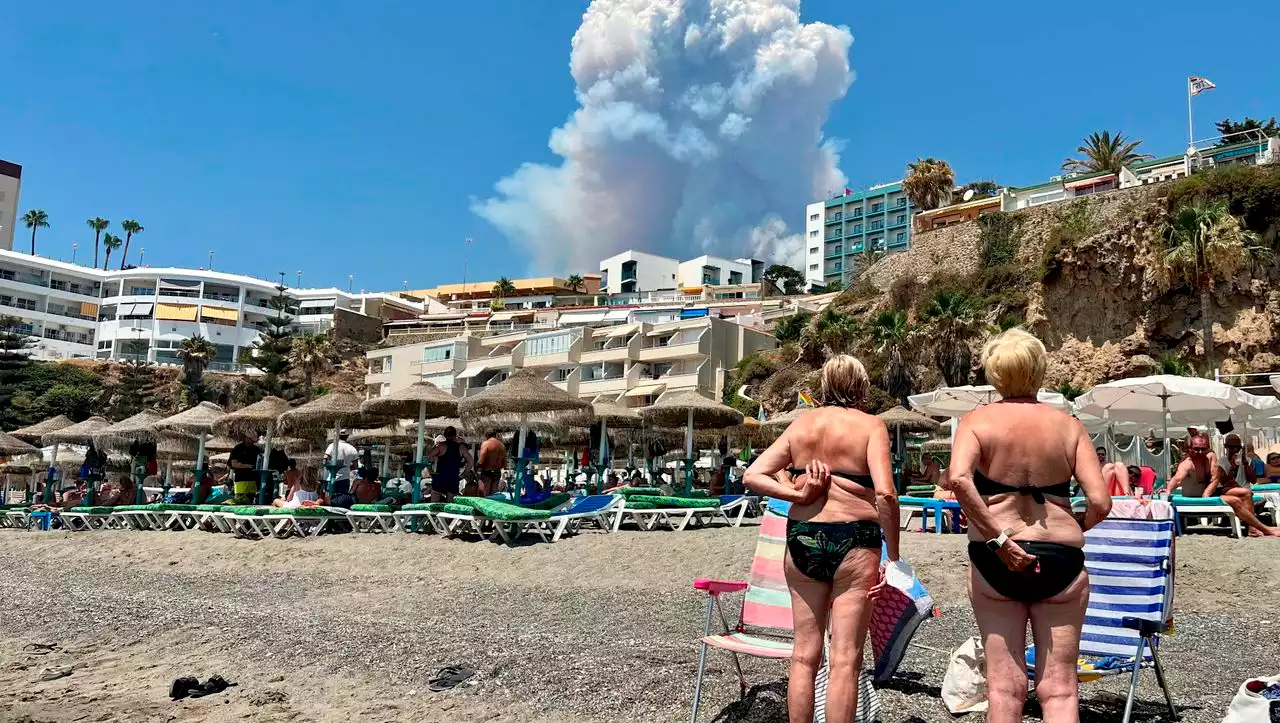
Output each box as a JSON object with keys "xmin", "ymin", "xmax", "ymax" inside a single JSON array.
[
  {"xmin": 365, "ymin": 316, "xmax": 776, "ymax": 408},
  {"xmin": 0, "ymin": 160, "xmax": 20, "ymax": 252},
  {"xmin": 0, "ymin": 249, "xmax": 421, "ymax": 365},
  {"xmin": 599, "ymin": 250, "xmax": 761, "ymax": 295}
]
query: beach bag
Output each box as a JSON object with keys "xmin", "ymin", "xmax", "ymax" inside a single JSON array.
[
  {"xmin": 1223, "ymin": 674, "xmax": 1280, "ymax": 723},
  {"xmin": 942, "ymin": 638, "xmax": 988, "ymax": 714},
  {"xmin": 813, "ymin": 664, "xmax": 879, "ymax": 723}
]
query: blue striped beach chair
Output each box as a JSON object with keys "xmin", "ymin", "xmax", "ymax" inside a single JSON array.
[{"xmin": 1029, "ymin": 515, "xmax": 1178, "ymax": 723}]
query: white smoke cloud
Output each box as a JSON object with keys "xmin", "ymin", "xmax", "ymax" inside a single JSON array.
[{"xmin": 472, "ymin": 0, "xmax": 852, "ymax": 274}]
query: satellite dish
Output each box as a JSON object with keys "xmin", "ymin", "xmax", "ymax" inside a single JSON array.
[{"xmin": 962, "ymin": 189, "xmax": 975, "ymax": 202}]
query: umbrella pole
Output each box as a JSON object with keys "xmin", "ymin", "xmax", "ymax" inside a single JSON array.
[
  {"xmin": 1161, "ymin": 394, "xmax": 1170, "ymax": 490},
  {"xmin": 381, "ymin": 441, "xmax": 391, "ymax": 482},
  {"xmin": 596, "ymin": 418, "xmax": 609, "ymax": 494},
  {"xmin": 516, "ymin": 414, "xmax": 529, "ymax": 501},
  {"xmin": 685, "ymin": 408, "xmax": 694, "ymax": 495},
  {"xmin": 43, "ymin": 444, "xmax": 60, "ymax": 505},
  {"xmin": 412, "ymin": 401, "xmax": 426, "ymax": 503},
  {"xmin": 193, "ymin": 433, "xmax": 208, "ymax": 504},
  {"xmin": 327, "ymin": 419, "xmax": 341, "ymax": 497},
  {"xmin": 258, "ymin": 426, "xmax": 275, "ymax": 505}
]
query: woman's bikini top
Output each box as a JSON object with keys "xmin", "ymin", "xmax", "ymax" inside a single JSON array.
[
  {"xmin": 974, "ymin": 470, "xmax": 1071, "ymax": 504},
  {"xmin": 787, "ymin": 467, "xmax": 873, "ymax": 488}
]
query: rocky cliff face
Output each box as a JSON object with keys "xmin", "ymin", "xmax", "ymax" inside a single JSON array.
[{"xmin": 833, "ymin": 170, "xmax": 1280, "ymax": 391}]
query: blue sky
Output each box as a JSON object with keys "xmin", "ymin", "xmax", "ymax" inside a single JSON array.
[{"xmin": 3, "ymin": 0, "xmax": 1276, "ymax": 291}]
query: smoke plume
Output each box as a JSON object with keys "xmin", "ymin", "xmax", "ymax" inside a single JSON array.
[{"xmin": 472, "ymin": 0, "xmax": 852, "ymax": 273}]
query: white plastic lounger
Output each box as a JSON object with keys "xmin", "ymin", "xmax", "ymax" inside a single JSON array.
[
  {"xmin": 58, "ymin": 509, "xmax": 116, "ymax": 531},
  {"xmin": 5, "ymin": 509, "xmax": 31, "ymax": 528},
  {"xmin": 345, "ymin": 505, "xmax": 399, "ymax": 533},
  {"xmin": 502, "ymin": 494, "xmax": 624, "ymax": 543},
  {"xmin": 715, "ymin": 495, "xmax": 753, "ymax": 528},
  {"xmin": 622, "ymin": 505, "xmax": 710, "ymax": 532},
  {"xmin": 264, "ymin": 507, "xmax": 350, "ymax": 538}
]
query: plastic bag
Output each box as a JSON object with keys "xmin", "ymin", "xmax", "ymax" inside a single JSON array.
[
  {"xmin": 942, "ymin": 637, "xmax": 988, "ymax": 714},
  {"xmin": 1223, "ymin": 674, "xmax": 1280, "ymax": 723}
]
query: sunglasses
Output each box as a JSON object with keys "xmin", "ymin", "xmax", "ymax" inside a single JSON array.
[{"xmin": 1190, "ymin": 447, "xmax": 1210, "ymax": 453}]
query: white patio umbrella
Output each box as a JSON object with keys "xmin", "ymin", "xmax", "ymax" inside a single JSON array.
[
  {"xmin": 908, "ymin": 385, "xmax": 1068, "ymax": 418},
  {"xmin": 1074, "ymin": 375, "xmax": 1280, "ymax": 480}
]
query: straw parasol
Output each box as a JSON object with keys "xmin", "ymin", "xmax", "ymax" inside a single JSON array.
[
  {"xmin": 278, "ymin": 392, "xmax": 383, "ymax": 492},
  {"xmin": 762, "ymin": 407, "xmax": 810, "ymax": 434},
  {"xmin": 922, "ymin": 438, "xmax": 952, "ymax": 455},
  {"xmin": 350, "ymin": 423, "xmax": 416, "ymax": 477},
  {"xmin": 0, "ymin": 431, "xmax": 38, "ymax": 457},
  {"xmin": 360, "ymin": 383, "xmax": 459, "ymax": 475},
  {"xmin": 878, "ymin": 406, "xmax": 941, "ymax": 433},
  {"xmin": 639, "ymin": 391, "xmax": 744, "ymax": 491},
  {"xmin": 92, "ymin": 410, "xmax": 166, "ymax": 450},
  {"xmin": 152, "ymin": 403, "xmax": 226, "ymax": 489},
  {"xmin": 41, "ymin": 416, "xmax": 112, "ymax": 446},
  {"xmin": 204, "ymin": 436, "xmax": 240, "ymax": 454},
  {"xmin": 213, "ymin": 396, "xmax": 292, "ymax": 438},
  {"xmin": 9, "ymin": 415, "xmax": 74, "ymax": 443},
  {"xmin": 458, "ymin": 369, "xmax": 593, "ymax": 499}
]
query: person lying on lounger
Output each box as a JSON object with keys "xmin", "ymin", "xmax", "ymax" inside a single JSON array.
[
  {"xmin": 96, "ymin": 475, "xmax": 137, "ymax": 507},
  {"xmin": 273, "ymin": 472, "xmax": 327, "ymax": 509}
]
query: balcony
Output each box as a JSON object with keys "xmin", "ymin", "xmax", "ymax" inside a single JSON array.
[
  {"xmin": 414, "ymin": 357, "xmax": 460, "ymax": 375},
  {"xmin": 824, "ymin": 212, "xmax": 843, "ymax": 225},
  {"xmin": 579, "ymin": 374, "xmax": 628, "ymax": 396},
  {"xmin": 42, "ymin": 329, "xmax": 94, "ymax": 346},
  {"xmin": 636, "ymin": 332, "xmax": 708, "ymax": 362},
  {"xmin": 869, "ymin": 221, "xmax": 884, "ymax": 231}
]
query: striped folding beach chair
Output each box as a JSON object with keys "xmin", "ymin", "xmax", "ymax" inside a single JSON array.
[{"xmin": 1028, "ymin": 514, "xmax": 1178, "ymax": 723}]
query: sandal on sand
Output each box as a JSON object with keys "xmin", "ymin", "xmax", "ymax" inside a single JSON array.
[
  {"xmin": 428, "ymin": 666, "xmax": 475, "ymax": 692},
  {"xmin": 24, "ymin": 643, "xmax": 57, "ymax": 655},
  {"xmin": 170, "ymin": 677, "xmax": 199, "ymax": 700},
  {"xmin": 187, "ymin": 675, "xmax": 236, "ymax": 699}
]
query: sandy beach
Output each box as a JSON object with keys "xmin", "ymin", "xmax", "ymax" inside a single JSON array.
[{"xmin": 0, "ymin": 525, "xmax": 1277, "ymax": 723}]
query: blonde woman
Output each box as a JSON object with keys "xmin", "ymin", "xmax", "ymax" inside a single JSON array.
[
  {"xmin": 943, "ymin": 329, "xmax": 1110, "ymax": 723},
  {"xmin": 745, "ymin": 355, "xmax": 899, "ymax": 723}
]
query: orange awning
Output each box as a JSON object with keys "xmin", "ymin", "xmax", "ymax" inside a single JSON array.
[{"xmin": 155, "ymin": 303, "xmax": 198, "ymax": 322}]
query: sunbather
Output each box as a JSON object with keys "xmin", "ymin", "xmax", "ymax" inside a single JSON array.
[
  {"xmin": 1263, "ymin": 452, "xmax": 1280, "ymax": 483},
  {"xmin": 273, "ymin": 473, "xmax": 327, "ymax": 508},
  {"xmin": 744, "ymin": 354, "xmax": 898, "ymax": 723},
  {"xmin": 1208, "ymin": 433, "xmax": 1279, "ymax": 537},
  {"xmin": 96, "ymin": 475, "xmax": 137, "ymax": 507},
  {"xmin": 59, "ymin": 480, "xmax": 88, "ymax": 509},
  {"xmin": 1098, "ymin": 446, "xmax": 1131, "ymax": 496},
  {"xmin": 911, "ymin": 455, "xmax": 942, "ymax": 486}
]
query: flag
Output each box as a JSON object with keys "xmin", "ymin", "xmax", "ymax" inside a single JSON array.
[
  {"xmin": 797, "ymin": 391, "xmax": 816, "ymax": 409},
  {"xmin": 1189, "ymin": 76, "xmax": 1216, "ymax": 96},
  {"xmin": 757, "ymin": 404, "xmax": 766, "ymax": 422},
  {"xmin": 843, "ymin": 187, "xmax": 853, "ymax": 196}
]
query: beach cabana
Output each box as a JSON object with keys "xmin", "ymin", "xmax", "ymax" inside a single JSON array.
[
  {"xmin": 639, "ymin": 391, "xmax": 744, "ymax": 493},
  {"xmin": 360, "ymin": 383, "xmax": 458, "ymax": 502},
  {"xmin": 458, "ymin": 369, "xmax": 592, "ymax": 502},
  {"xmin": 213, "ymin": 396, "xmax": 292, "ymax": 504},
  {"xmin": 153, "ymin": 402, "xmax": 226, "ymax": 504}
]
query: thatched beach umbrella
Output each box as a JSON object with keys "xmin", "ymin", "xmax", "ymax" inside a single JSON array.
[
  {"xmin": 92, "ymin": 410, "xmax": 165, "ymax": 450},
  {"xmin": 0, "ymin": 432, "xmax": 38, "ymax": 504},
  {"xmin": 41, "ymin": 416, "xmax": 111, "ymax": 446},
  {"xmin": 921, "ymin": 438, "xmax": 952, "ymax": 455},
  {"xmin": 879, "ymin": 406, "xmax": 941, "ymax": 492},
  {"xmin": 350, "ymin": 423, "xmax": 415, "ymax": 478},
  {"xmin": 278, "ymin": 393, "xmax": 380, "ymax": 494},
  {"xmin": 153, "ymin": 402, "xmax": 226, "ymax": 502},
  {"xmin": 639, "ymin": 391, "xmax": 743, "ymax": 492},
  {"xmin": 360, "ymin": 383, "xmax": 459, "ymax": 488},
  {"xmin": 458, "ymin": 369, "xmax": 592, "ymax": 500},
  {"xmin": 213, "ymin": 396, "xmax": 292, "ymax": 504},
  {"xmin": 204, "ymin": 436, "xmax": 239, "ymax": 454},
  {"xmin": 9, "ymin": 415, "xmax": 74, "ymax": 443}
]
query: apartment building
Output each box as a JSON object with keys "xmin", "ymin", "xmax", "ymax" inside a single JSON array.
[
  {"xmin": 599, "ymin": 250, "xmax": 759, "ymax": 294},
  {"xmin": 0, "ymin": 160, "xmax": 20, "ymax": 252},
  {"xmin": 365, "ymin": 315, "xmax": 775, "ymax": 407},
  {"xmin": 0, "ymin": 248, "xmax": 422, "ymax": 365},
  {"xmin": 804, "ymin": 181, "xmax": 915, "ymax": 287}
]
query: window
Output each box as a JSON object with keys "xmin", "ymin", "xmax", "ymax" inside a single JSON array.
[
  {"xmin": 834, "ymin": 262, "xmax": 843, "ymax": 272},
  {"xmin": 896, "ymin": 232, "xmax": 907, "ymax": 243},
  {"xmin": 871, "ymin": 202, "xmax": 883, "ymax": 212},
  {"xmin": 870, "ymin": 220, "xmax": 884, "ymax": 230},
  {"xmin": 729, "ymin": 271, "xmax": 742, "ymax": 285},
  {"xmin": 809, "ymin": 264, "xmax": 819, "ymax": 271},
  {"xmin": 423, "ymin": 346, "xmax": 452, "ymax": 362},
  {"xmin": 832, "ymin": 244, "xmax": 842, "ymax": 255},
  {"xmin": 524, "ymin": 332, "xmax": 572, "ymax": 357},
  {"xmin": 850, "ymin": 208, "xmax": 863, "ymax": 218},
  {"xmin": 896, "ymin": 198, "xmax": 908, "ymax": 208},
  {"xmin": 129, "ymin": 286, "xmax": 154, "ymax": 296},
  {"xmin": 851, "ymin": 224, "xmax": 863, "ymax": 234},
  {"xmin": 809, "ymin": 247, "xmax": 818, "ymax": 255},
  {"xmin": 896, "ymin": 214, "xmax": 906, "ymax": 225},
  {"xmin": 809, "ymin": 213, "xmax": 819, "ymax": 222},
  {"xmin": 808, "ymin": 230, "xmax": 818, "ymax": 238},
  {"xmin": 548, "ymin": 368, "xmax": 572, "ymax": 382}
]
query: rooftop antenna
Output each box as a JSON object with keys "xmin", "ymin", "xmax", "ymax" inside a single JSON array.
[
  {"xmin": 296, "ymin": 271, "xmax": 303, "ymax": 287},
  {"xmin": 962, "ymin": 189, "xmax": 975, "ymax": 202}
]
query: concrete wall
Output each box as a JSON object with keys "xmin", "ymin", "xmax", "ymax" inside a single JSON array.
[
  {"xmin": 333, "ymin": 307, "xmax": 382, "ymax": 343},
  {"xmin": 677, "ymin": 255, "xmax": 753, "ymax": 289},
  {"xmin": 0, "ymin": 160, "xmax": 20, "ymax": 252}
]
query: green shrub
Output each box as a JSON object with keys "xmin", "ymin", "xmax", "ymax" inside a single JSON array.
[
  {"xmin": 1166, "ymin": 164, "xmax": 1280, "ymax": 245},
  {"xmin": 977, "ymin": 212, "xmax": 1024, "ymax": 267},
  {"xmin": 1041, "ymin": 200, "xmax": 1099, "ymax": 281},
  {"xmin": 772, "ymin": 313, "xmax": 811, "ymax": 343}
]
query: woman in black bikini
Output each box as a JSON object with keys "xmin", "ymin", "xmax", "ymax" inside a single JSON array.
[
  {"xmin": 943, "ymin": 329, "xmax": 1110, "ymax": 723},
  {"xmin": 744, "ymin": 355, "xmax": 900, "ymax": 723}
]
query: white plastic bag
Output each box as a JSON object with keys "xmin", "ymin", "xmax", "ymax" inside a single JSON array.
[
  {"xmin": 884, "ymin": 559, "xmax": 916, "ymax": 592},
  {"xmin": 942, "ymin": 637, "xmax": 988, "ymax": 714},
  {"xmin": 1223, "ymin": 674, "xmax": 1280, "ymax": 723}
]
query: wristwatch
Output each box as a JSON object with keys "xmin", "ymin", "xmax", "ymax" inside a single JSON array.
[{"xmin": 986, "ymin": 529, "xmax": 1012, "ymax": 552}]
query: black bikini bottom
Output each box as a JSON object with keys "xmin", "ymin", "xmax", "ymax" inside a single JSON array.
[
  {"xmin": 967, "ymin": 541, "xmax": 1085, "ymax": 603},
  {"xmin": 786, "ymin": 519, "xmax": 883, "ymax": 584}
]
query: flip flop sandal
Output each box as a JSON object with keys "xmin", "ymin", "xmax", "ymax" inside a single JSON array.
[
  {"xmin": 428, "ymin": 665, "xmax": 475, "ymax": 692},
  {"xmin": 169, "ymin": 676, "xmax": 199, "ymax": 700},
  {"xmin": 24, "ymin": 643, "xmax": 57, "ymax": 655},
  {"xmin": 188, "ymin": 675, "xmax": 237, "ymax": 699}
]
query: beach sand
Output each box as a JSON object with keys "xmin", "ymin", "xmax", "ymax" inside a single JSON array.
[{"xmin": 0, "ymin": 525, "xmax": 1277, "ymax": 722}]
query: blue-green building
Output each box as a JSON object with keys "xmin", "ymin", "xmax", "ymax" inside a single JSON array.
[{"xmin": 803, "ymin": 181, "xmax": 915, "ymax": 287}]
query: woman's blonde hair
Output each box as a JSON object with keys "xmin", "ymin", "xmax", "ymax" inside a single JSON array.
[
  {"xmin": 821, "ymin": 355, "xmax": 870, "ymax": 408},
  {"xmin": 982, "ymin": 328, "xmax": 1046, "ymax": 398}
]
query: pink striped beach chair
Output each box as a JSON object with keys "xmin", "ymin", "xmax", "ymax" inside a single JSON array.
[{"xmin": 690, "ymin": 503, "xmax": 793, "ymax": 722}]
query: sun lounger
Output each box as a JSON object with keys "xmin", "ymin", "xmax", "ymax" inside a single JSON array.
[
  {"xmin": 59, "ymin": 506, "xmax": 118, "ymax": 531},
  {"xmin": 2, "ymin": 505, "xmax": 31, "ymax": 529},
  {"xmin": 262, "ymin": 506, "xmax": 350, "ymax": 538},
  {"xmin": 1170, "ymin": 493, "xmax": 1273, "ymax": 538},
  {"xmin": 1026, "ymin": 511, "xmax": 1178, "ymax": 723},
  {"xmin": 500, "ymin": 494, "xmax": 625, "ymax": 542},
  {"xmin": 619, "ymin": 495, "xmax": 720, "ymax": 531},
  {"xmin": 220, "ymin": 506, "xmax": 274, "ymax": 538},
  {"xmin": 346, "ymin": 503, "xmax": 399, "ymax": 533},
  {"xmin": 392, "ymin": 502, "xmax": 449, "ymax": 533},
  {"xmin": 714, "ymin": 495, "xmax": 754, "ymax": 528}
]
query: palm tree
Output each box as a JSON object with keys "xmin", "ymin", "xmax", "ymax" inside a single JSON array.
[
  {"xmin": 101, "ymin": 233, "xmax": 123, "ymax": 270},
  {"xmin": 870, "ymin": 310, "xmax": 914, "ymax": 404},
  {"xmin": 119, "ymin": 219, "xmax": 143, "ymax": 269},
  {"xmin": 21, "ymin": 209, "xmax": 49, "ymax": 255},
  {"xmin": 1061, "ymin": 131, "xmax": 1152, "ymax": 174},
  {"xmin": 492, "ymin": 277, "xmax": 517, "ymax": 307},
  {"xmin": 845, "ymin": 242, "xmax": 884, "ymax": 285},
  {"xmin": 175, "ymin": 336, "xmax": 217, "ymax": 405},
  {"xmin": 566, "ymin": 274, "xmax": 585, "ymax": 293},
  {"xmin": 921, "ymin": 290, "xmax": 980, "ymax": 386},
  {"xmin": 903, "ymin": 158, "xmax": 955, "ymax": 211},
  {"xmin": 1158, "ymin": 352, "xmax": 1195, "ymax": 377},
  {"xmin": 86, "ymin": 217, "xmax": 109, "ymax": 267},
  {"xmin": 288, "ymin": 332, "xmax": 332, "ymax": 400},
  {"xmin": 1150, "ymin": 202, "xmax": 1269, "ymax": 371},
  {"xmin": 798, "ymin": 309, "xmax": 857, "ymax": 363}
]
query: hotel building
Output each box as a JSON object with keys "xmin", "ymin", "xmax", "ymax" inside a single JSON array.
[
  {"xmin": 804, "ymin": 181, "xmax": 915, "ymax": 288},
  {"xmin": 0, "ymin": 160, "xmax": 20, "ymax": 252}
]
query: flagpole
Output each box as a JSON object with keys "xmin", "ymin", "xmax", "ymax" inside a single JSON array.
[{"xmin": 1186, "ymin": 77, "xmax": 1194, "ymax": 148}]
